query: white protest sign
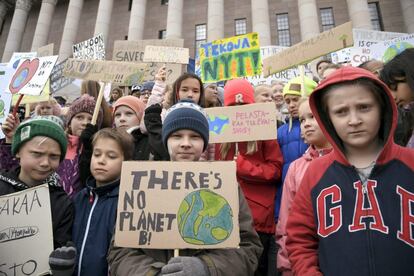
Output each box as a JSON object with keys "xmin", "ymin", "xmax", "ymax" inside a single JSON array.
[
  {"xmin": 7, "ymin": 56, "xmax": 58, "ymax": 96},
  {"xmin": 371, "ymin": 33, "xmax": 414, "ymax": 63},
  {"xmin": 73, "ymin": 33, "xmax": 105, "ymax": 60},
  {"xmin": 0, "ymin": 184, "xmax": 54, "ymax": 276},
  {"xmin": 143, "ymin": 46, "xmax": 189, "ymax": 64},
  {"xmin": 115, "ymin": 161, "xmax": 240, "ymax": 249},
  {"xmin": 7, "ymin": 52, "xmax": 37, "ymax": 70}
]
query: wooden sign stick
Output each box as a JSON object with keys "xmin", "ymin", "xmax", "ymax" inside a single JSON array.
[
  {"xmin": 91, "ymin": 83, "xmax": 105, "ymax": 125},
  {"xmin": 299, "ymin": 65, "xmax": 306, "ymax": 98},
  {"xmin": 12, "ymin": 94, "xmax": 24, "ymax": 117},
  {"xmin": 174, "ymin": 249, "xmax": 179, "ymax": 257}
]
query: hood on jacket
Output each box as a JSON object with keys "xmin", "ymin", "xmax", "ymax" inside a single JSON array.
[
  {"xmin": 0, "ymin": 168, "xmax": 62, "ymax": 191},
  {"xmin": 309, "ymin": 66, "xmax": 397, "ymax": 165}
]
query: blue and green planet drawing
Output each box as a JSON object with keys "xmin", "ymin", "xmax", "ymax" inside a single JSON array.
[
  {"xmin": 208, "ymin": 115, "xmax": 229, "ymax": 135},
  {"xmin": 177, "ymin": 189, "xmax": 233, "ymax": 245},
  {"xmin": 382, "ymin": 41, "xmax": 413, "ymax": 63}
]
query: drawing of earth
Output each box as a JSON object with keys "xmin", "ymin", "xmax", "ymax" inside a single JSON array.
[
  {"xmin": 208, "ymin": 115, "xmax": 229, "ymax": 135},
  {"xmin": 382, "ymin": 42, "xmax": 413, "ymax": 63},
  {"xmin": 177, "ymin": 189, "xmax": 233, "ymax": 245}
]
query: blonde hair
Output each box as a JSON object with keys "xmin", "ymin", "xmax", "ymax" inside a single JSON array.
[
  {"xmin": 254, "ymin": 84, "xmax": 272, "ymax": 97},
  {"xmin": 220, "ymin": 141, "xmax": 258, "ymax": 159}
]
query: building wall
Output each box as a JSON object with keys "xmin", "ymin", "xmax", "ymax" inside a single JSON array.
[{"xmin": 0, "ymin": 0, "xmax": 407, "ymax": 60}]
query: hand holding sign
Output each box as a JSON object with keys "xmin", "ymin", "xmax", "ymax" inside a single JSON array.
[{"xmin": 2, "ymin": 113, "xmax": 20, "ymax": 143}]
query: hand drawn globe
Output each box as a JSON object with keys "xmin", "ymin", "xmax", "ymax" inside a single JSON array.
[
  {"xmin": 382, "ymin": 42, "xmax": 413, "ymax": 63},
  {"xmin": 177, "ymin": 189, "xmax": 233, "ymax": 245}
]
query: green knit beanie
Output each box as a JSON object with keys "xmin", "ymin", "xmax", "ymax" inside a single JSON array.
[{"xmin": 12, "ymin": 116, "xmax": 68, "ymax": 160}]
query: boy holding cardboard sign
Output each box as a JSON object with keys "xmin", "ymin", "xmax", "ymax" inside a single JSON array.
[{"xmin": 108, "ymin": 100, "xmax": 263, "ymax": 275}]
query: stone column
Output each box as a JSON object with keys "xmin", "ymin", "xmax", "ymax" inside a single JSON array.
[
  {"xmin": 94, "ymin": 0, "xmax": 114, "ymax": 44},
  {"xmin": 298, "ymin": 0, "xmax": 320, "ymax": 40},
  {"xmin": 128, "ymin": 0, "xmax": 146, "ymax": 41},
  {"xmin": 2, "ymin": 0, "xmax": 32, "ymax": 62},
  {"xmin": 166, "ymin": 0, "xmax": 183, "ymax": 39},
  {"xmin": 31, "ymin": 0, "xmax": 58, "ymax": 51},
  {"xmin": 251, "ymin": 0, "xmax": 271, "ymax": 46},
  {"xmin": 346, "ymin": 0, "xmax": 372, "ymax": 29},
  {"xmin": 207, "ymin": 0, "xmax": 224, "ymax": 41},
  {"xmin": 400, "ymin": 0, "xmax": 414, "ymax": 33},
  {"xmin": 58, "ymin": 0, "xmax": 84, "ymax": 61},
  {"xmin": 0, "ymin": 1, "xmax": 9, "ymax": 33}
]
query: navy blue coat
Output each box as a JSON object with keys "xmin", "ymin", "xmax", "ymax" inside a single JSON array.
[{"xmin": 73, "ymin": 178, "xmax": 119, "ymax": 276}]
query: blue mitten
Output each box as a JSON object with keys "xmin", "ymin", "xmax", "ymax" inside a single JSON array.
[
  {"xmin": 160, "ymin": 256, "xmax": 209, "ymax": 276},
  {"xmin": 48, "ymin": 242, "xmax": 76, "ymax": 276}
]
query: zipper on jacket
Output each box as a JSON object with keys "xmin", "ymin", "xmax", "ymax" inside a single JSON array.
[{"xmin": 78, "ymin": 193, "xmax": 99, "ymax": 276}]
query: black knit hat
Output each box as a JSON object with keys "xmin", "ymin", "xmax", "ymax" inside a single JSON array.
[{"xmin": 162, "ymin": 100, "xmax": 209, "ymax": 151}]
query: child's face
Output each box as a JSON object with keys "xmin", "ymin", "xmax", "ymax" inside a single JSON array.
[
  {"xmin": 299, "ymin": 101, "xmax": 327, "ymax": 148},
  {"xmin": 284, "ymin": 95, "xmax": 301, "ymax": 118},
  {"xmin": 17, "ymin": 136, "xmax": 61, "ymax": 187},
  {"xmin": 91, "ymin": 137, "xmax": 124, "ymax": 186},
  {"xmin": 389, "ymin": 78, "xmax": 413, "ymax": 107},
  {"xmin": 255, "ymin": 88, "xmax": 273, "ymax": 103},
  {"xmin": 114, "ymin": 106, "xmax": 140, "ymax": 129},
  {"xmin": 139, "ymin": 90, "xmax": 151, "ymax": 104},
  {"xmin": 205, "ymin": 85, "xmax": 219, "ymax": 105},
  {"xmin": 38, "ymin": 103, "xmax": 53, "ymax": 116},
  {"xmin": 70, "ymin": 112, "xmax": 92, "ymax": 136},
  {"xmin": 167, "ymin": 129, "xmax": 204, "ymax": 162},
  {"xmin": 179, "ymin": 78, "xmax": 201, "ymax": 104},
  {"xmin": 326, "ymin": 85, "xmax": 381, "ymax": 152}
]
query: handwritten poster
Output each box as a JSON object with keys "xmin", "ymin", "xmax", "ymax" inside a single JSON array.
[
  {"xmin": 263, "ymin": 22, "xmax": 353, "ymax": 76},
  {"xmin": 371, "ymin": 33, "xmax": 414, "ymax": 63},
  {"xmin": 0, "ymin": 184, "xmax": 53, "ymax": 276},
  {"xmin": 205, "ymin": 103, "xmax": 277, "ymax": 143},
  {"xmin": 199, "ymin": 33, "xmax": 261, "ymax": 83},
  {"xmin": 7, "ymin": 52, "xmax": 37, "ymax": 70},
  {"xmin": 37, "ymin": 44, "xmax": 54, "ymax": 57},
  {"xmin": 115, "ymin": 161, "xmax": 240, "ymax": 249},
  {"xmin": 63, "ymin": 58, "xmax": 149, "ymax": 85},
  {"xmin": 7, "ymin": 56, "xmax": 58, "ymax": 96},
  {"xmin": 72, "ymin": 33, "xmax": 105, "ymax": 60},
  {"xmin": 50, "ymin": 59, "xmax": 74, "ymax": 93},
  {"xmin": 113, "ymin": 39, "xmax": 184, "ymax": 83},
  {"xmin": 143, "ymin": 46, "xmax": 189, "ymax": 64}
]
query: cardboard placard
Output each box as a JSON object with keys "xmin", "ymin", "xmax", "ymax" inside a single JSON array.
[
  {"xmin": 37, "ymin": 43, "xmax": 54, "ymax": 57},
  {"xmin": 143, "ymin": 45, "xmax": 189, "ymax": 64},
  {"xmin": 50, "ymin": 59, "xmax": 74, "ymax": 93},
  {"xmin": 205, "ymin": 103, "xmax": 277, "ymax": 143},
  {"xmin": 73, "ymin": 33, "xmax": 105, "ymax": 60},
  {"xmin": 63, "ymin": 58, "xmax": 149, "ymax": 85},
  {"xmin": 371, "ymin": 33, "xmax": 414, "ymax": 63},
  {"xmin": 0, "ymin": 184, "xmax": 53, "ymax": 276},
  {"xmin": 7, "ymin": 56, "xmax": 58, "ymax": 96},
  {"xmin": 263, "ymin": 22, "xmax": 353, "ymax": 77},
  {"xmin": 113, "ymin": 39, "xmax": 184, "ymax": 83},
  {"xmin": 200, "ymin": 33, "xmax": 261, "ymax": 83},
  {"xmin": 115, "ymin": 161, "xmax": 240, "ymax": 249}
]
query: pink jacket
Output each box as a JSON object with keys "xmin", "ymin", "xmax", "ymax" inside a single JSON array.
[
  {"xmin": 140, "ymin": 80, "xmax": 167, "ymax": 133},
  {"xmin": 276, "ymin": 146, "xmax": 332, "ymax": 274}
]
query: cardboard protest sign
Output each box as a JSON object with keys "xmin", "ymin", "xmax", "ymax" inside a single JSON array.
[
  {"xmin": 199, "ymin": 33, "xmax": 261, "ymax": 83},
  {"xmin": 50, "ymin": 59, "xmax": 74, "ymax": 93},
  {"xmin": 63, "ymin": 58, "xmax": 149, "ymax": 85},
  {"xmin": 115, "ymin": 161, "xmax": 240, "ymax": 249},
  {"xmin": 7, "ymin": 56, "xmax": 58, "ymax": 96},
  {"xmin": 12, "ymin": 80, "xmax": 50, "ymax": 105},
  {"xmin": 143, "ymin": 45, "xmax": 189, "ymax": 64},
  {"xmin": 73, "ymin": 33, "xmax": 105, "ymax": 60},
  {"xmin": 263, "ymin": 22, "xmax": 353, "ymax": 77},
  {"xmin": 205, "ymin": 103, "xmax": 277, "ymax": 143},
  {"xmin": 0, "ymin": 184, "xmax": 53, "ymax": 276},
  {"xmin": 37, "ymin": 43, "xmax": 54, "ymax": 57},
  {"xmin": 113, "ymin": 39, "xmax": 184, "ymax": 83},
  {"xmin": 246, "ymin": 46, "xmax": 313, "ymax": 85},
  {"xmin": 371, "ymin": 33, "xmax": 414, "ymax": 63}
]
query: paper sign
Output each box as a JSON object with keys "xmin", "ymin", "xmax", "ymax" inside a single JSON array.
[
  {"xmin": 205, "ymin": 103, "xmax": 277, "ymax": 143},
  {"xmin": 246, "ymin": 46, "xmax": 313, "ymax": 85},
  {"xmin": 113, "ymin": 39, "xmax": 184, "ymax": 83},
  {"xmin": 143, "ymin": 45, "xmax": 189, "ymax": 64},
  {"xmin": 7, "ymin": 56, "xmax": 58, "ymax": 96},
  {"xmin": 0, "ymin": 92, "xmax": 12, "ymax": 124},
  {"xmin": 263, "ymin": 22, "xmax": 353, "ymax": 77},
  {"xmin": 0, "ymin": 184, "xmax": 53, "ymax": 276},
  {"xmin": 63, "ymin": 58, "xmax": 149, "ymax": 85},
  {"xmin": 50, "ymin": 59, "xmax": 74, "ymax": 93},
  {"xmin": 115, "ymin": 161, "xmax": 240, "ymax": 249},
  {"xmin": 371, "ymin": 33, "xmax": 414, "ymax": 63},
  {"xmin": 7, "ymin": 52, "xmax": 37, "ymax": 70},
  {"xmin": 73, "ymin": 33, "xmax": 105, "ymax": 60},
  {"xmin": 12, "ymin": 80, "xmax": 50, "ymax": 105},
  {"xmin": 37, "ymin": 43, "xmax": 54, "ymax": 57},
  {"xmin": 199, "ymin": 33, "xmax": 261, "ymax": 83},
  {"xmin": 0, "ymin": 63, "xmax": 13, "ymax": 93}
]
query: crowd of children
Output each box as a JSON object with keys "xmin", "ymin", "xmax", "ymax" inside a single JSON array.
[{"xmin": 0, "ymin": 48, "xmax": 413, "ymax": 276}]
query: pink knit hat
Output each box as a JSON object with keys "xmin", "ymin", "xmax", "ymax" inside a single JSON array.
[
  {"xmin": 66, "ymin": 95, "xmax": 103, "ymax": 127},
  {"xmin": 113, "ymin": 96, "xmax": 146, "ymax": 122}
]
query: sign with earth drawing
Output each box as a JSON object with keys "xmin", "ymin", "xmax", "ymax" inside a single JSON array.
[
  {"xmin": 115, "ymin": 161, "xmax": 240, "ymax": 249},
  {"xmin": 370, "ymin": 33, "xmax": 414, "ymax": 63},
  {"xmin": 205, "ymin": 102, "xmax": 277, "ymax": 143}
]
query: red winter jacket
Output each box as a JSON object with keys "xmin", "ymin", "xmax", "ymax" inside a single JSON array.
[{"xmin": 215, "ymin": 140, "xmax": 283, "ymax": 233}]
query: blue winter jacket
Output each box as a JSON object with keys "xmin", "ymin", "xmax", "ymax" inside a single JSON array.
[
  {"xmin": 274, "ymin": 119, "xmax": 308, "ymax": 220},
  {"xmin": 73, "ymin": 177, "xmax": 119, "ymax": 276}
]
